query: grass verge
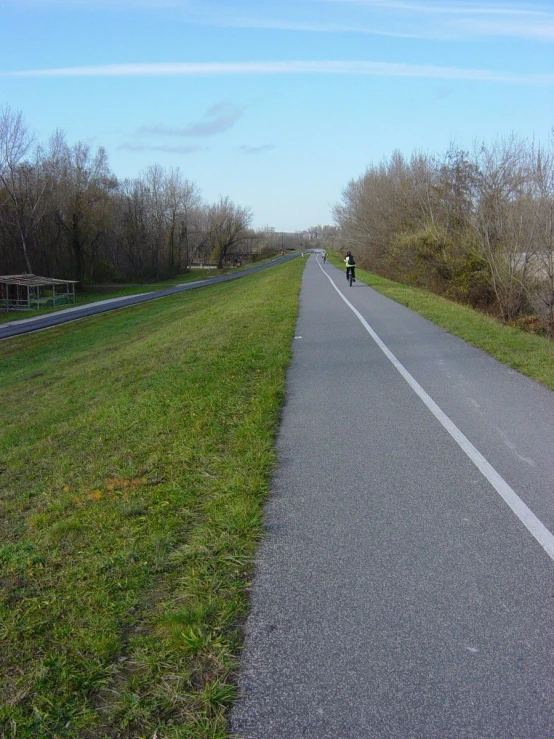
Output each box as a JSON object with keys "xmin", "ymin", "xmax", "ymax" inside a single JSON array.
[
  {"xmin": 0, "ymin": 258, "xmax": 285, "ymax": 325},
  {"xmin": 328, "ymin": 252, "xmax": 554, "ymax": 391},
  {"xmin": 0, "ymin": 271, "xmax": 230, "ymax": 326},
  {"xmin": 0, "ymin": 258, "xmax": 304, "ymax": 738}
]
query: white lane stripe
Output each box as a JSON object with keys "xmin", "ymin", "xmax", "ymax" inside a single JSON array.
[{"xmin": 318, "ymin": 258, "xmax": 554, "ymax": 561}]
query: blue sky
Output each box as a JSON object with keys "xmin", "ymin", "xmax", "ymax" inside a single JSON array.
[{"xmin": 1, "ymin": 0, "xmax": 553, "ymax": 231}]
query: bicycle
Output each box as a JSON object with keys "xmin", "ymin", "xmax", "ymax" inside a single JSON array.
[{"xmin": 346, "ymin": 266, "xmax": 356, "ymax": 287}]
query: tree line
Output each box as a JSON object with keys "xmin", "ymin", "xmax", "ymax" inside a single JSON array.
[
  {"xmin": 0, "ymin": 105, "xmax": 273, "ymax": 285},
  {"xmin": 334, "ymin": 134, "xmax": 554, "ymax": 335}
]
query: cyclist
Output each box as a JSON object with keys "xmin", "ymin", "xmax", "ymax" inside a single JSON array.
[{"xmin": 344, "ymin": 251, "xmax": 356, "ymax": 283}]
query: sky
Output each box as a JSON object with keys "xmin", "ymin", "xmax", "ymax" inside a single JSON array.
[{"xmin": 1, "ymin": 0, "xmax": 553, "ymax": 232}]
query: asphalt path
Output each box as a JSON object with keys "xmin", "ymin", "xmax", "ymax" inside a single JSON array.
[
  {"xmin": 0, "ymin": 253, "xmax": 299, "ymax": 340},
  {"xmin": 231, "ymin": 254, "xmax": 554, "ymax": 738}
]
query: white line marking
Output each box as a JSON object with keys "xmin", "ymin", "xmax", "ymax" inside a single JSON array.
[{"xmin": 318, "ymin": 259, "xmax": 554, "ymax": 561}]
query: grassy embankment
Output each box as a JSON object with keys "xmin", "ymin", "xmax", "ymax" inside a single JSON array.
[
  {"xmin": 0, "ymin": 265, "xmax": 266, "ymax": 325},
  {"xmin": 0, "ymin": 258, "xmax": 304, "ymax": 738},
  {"xmin": 328, "ymin": 252, "xmax": 554, "ymax": 391}
]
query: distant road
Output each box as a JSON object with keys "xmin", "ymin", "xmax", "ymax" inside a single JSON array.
[
  {"xmin": 0, "ymin": 252, "xmax": 301, "ymax": 341},
  {"xmin": 232, "ymin": 253, "xmax": 554, "ymax": 738}
]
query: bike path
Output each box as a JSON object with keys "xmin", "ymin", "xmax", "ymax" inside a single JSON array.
[{"xmin": 231, "ymin": 254, "xmax": 554, "ymax": 738}]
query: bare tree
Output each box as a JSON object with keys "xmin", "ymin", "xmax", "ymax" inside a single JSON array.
[
  {"xmin": 116, "ymin": 176, "xmax": 150, "ymax": 279},
  {"xmin": 333, "ymin": 151, "xmax": 428, "ymax": 271},
  {"xmin": 207, "ymin": 196, "xmax": 252, "ymax": 268},
  {"xmin": 469, "ymin": 135, "xmax": 535, "ymax": 320},
  {"xmin": 52, "ymin": 137, "xmax": 116, "ymax": 284},
  {"xmin": 164, "ymin": 168, "xmax": 202, "ymax": 273},
  {"xmin": 518, "ymin": 139, "xmax": 554, "ymax": 334},
  {"xmin": 333, "ymin": 175, "xmax": 377, "ymax": 258},
  {"xmin": 141, "ymin": 164, "xmax": 167, "ymax": 280},
  {"xmin": 0, "ymin": 106, "xmax": 38, "ymax": 272}
]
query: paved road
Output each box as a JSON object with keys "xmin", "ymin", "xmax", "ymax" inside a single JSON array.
[
  {"xmin": 0, "ymin": 253, "xmax": 299, "ymax": 340},
  {"xmin": 231, "ymin": 254, "xmax": 554, "ymax": 738}
]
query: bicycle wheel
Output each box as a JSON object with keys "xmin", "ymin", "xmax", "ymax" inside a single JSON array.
[{"xmin": 349, "ymin": 270, "xmax": 353, "ymax": 287}]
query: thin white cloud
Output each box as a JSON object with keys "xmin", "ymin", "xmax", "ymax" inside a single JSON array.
[
  {"xmin": 218, "ymin": 4, "xmax": 554, "ymax": 41},
  {"xmin": 210, "ymin": 17, "xmax": 428, "ymax": 39},
  {"xmin": 22, "ymin": 0, "xmax": 549, "ymax": 17},
  {"xmin": 2, "ymin": 61, "xmax": 553, "ymax": 84},
  {"xmin": 316, "ymin": 0, "xmax": 549, "ymax": 16},
  {"xmin": 453, "ymin": 16, "xmax": 554, "ymax": 40},
  {"xmin": 17, "ymin": 0, "xmax": 180, "ymax": 6},
  {"xmin": 12, "ymin": 0, "xmax": 554, "ymax": 41},
  {"xmin": 312, "ymin": 0, "xmax": 554, "ymax": 40}
]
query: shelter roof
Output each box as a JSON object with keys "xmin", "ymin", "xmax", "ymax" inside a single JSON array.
[{"xmin": 0, "ymin": 274, "xmax": 78, "ymax": 286}]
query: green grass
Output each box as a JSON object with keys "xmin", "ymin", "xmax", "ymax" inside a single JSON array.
[
  {"xmin": 328, "ymin": 252, "xmax": 554, "ymax": 391},
  {"xmin": 0, "ymin": 259, "xmax": 283, "ymax": 325},
  {"xmin": 0, "ymin": 258, "xmax": 304, "ymax": 738},
  {"xmin": 0, "ymin": 265, "xmax": 235, "ymax": 323}
]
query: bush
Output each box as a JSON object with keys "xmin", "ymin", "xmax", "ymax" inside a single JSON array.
[{"xmin": 381, "ymin": 226, "xmax": 496, "ymax": 310}]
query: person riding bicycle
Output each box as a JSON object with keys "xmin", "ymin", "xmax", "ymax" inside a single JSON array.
[{"xmin": 344, "ymin": 251, "xmax": 356, "ymax": 283}]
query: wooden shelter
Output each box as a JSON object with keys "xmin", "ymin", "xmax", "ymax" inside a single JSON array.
[{"xmin": 0, "ymin": 274, "xmax": 77, "ymax": 312}]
